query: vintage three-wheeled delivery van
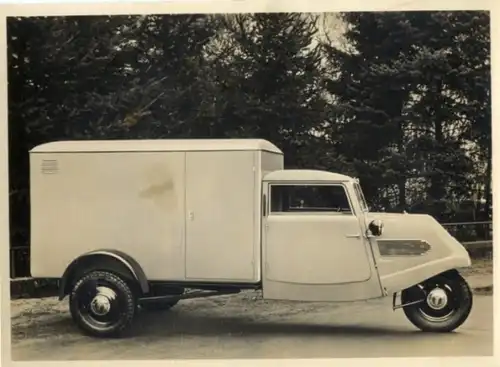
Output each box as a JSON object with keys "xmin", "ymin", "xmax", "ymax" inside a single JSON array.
[{"xmin": 29, "ymin": 139, "xmax": 473, "ymax": 337}]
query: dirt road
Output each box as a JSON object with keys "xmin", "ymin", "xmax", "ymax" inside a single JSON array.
[{"xmin": 10, "ymin": 290, "xmax": 493, "ymax": 360}]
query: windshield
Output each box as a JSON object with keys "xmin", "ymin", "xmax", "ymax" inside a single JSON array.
[{"xmin": 354, "ymin": 182, "xmax": 369, "ymax": 212}]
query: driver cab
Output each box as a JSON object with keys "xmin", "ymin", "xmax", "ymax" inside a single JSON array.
[{"xmin": 261, "ymin": 169, "xmax": 383, "ymax": 302}]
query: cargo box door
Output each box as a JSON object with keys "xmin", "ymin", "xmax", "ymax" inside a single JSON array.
[{"xmin": 185, "ymin": 151, "xmax": 257, "ymax": 282}]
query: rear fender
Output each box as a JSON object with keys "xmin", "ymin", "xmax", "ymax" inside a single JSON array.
[{"xmin": 58, "ymin": 249, "xmax": 149, "ymax": 300}]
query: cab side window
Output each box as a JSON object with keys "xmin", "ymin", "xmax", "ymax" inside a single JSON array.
[{"xmin": 270, "ymin": 184, "xmax": 352, "ymax": 214}]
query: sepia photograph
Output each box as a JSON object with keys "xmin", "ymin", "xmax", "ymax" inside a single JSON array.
[{"xmin": 4, "ymin": 3, "xmax": 493, "ymax": 362}]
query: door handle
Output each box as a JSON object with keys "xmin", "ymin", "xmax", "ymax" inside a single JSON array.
[{"xmin": 346, "ymin": 234, "xmax": 361, "ymax": 238}]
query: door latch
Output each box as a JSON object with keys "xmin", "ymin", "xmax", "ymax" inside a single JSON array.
[{"xmin": 345, "ymin": 234, "xmax": 361, "ymax": 239}]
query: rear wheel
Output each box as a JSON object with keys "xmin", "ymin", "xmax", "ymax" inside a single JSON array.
[
  {"xmin": 69, "ymin": 270, "xmax": 137, "ymax": 338},
  {"xmin": 401, "ymin": 271, "xmax": 473, "ymax": 333}
]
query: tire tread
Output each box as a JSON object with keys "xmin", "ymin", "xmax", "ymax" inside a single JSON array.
[
  {"xmin": 402, "ymin": 272, "xmax": 473, "ymax": 333},
  {"xmin": 70, "ymin": 270, "xmax": 136, "ymax": 338}
]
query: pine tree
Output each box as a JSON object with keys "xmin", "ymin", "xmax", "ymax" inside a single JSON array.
[
  {"xmin": 213, "ymin": 13, "xmax": 326, "ymax": 167},
  {"xmin": 322, "ymin": 12, "xmax": 415, "ymax": 210},
  {"xmin": 322, "ymin": 11, "xmax": 489, "ymax": 220}
]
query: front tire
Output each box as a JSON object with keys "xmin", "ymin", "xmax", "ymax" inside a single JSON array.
[
  {"xmin": 401, "ymin": 271, "xmax": 473, "ymax": 333},
  {"xmin": 69, "ymin": 270, "xmax": 137, "ymax": 338}
]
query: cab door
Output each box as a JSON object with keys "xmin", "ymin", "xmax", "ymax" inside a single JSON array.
[{"xmin": 261, "ymin": 181, "xmax": 383, "ymax": 302}]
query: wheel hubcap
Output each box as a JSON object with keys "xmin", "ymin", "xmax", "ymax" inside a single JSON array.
[
  {"xmin": 89, "ymin": 286, "xmax": 117, "ymax": 316},
  {"xmin": 426, "ymin": 287, "xmax": 448, "ymax": 310}
]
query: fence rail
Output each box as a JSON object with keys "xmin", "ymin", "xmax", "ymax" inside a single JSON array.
[
  {"xmin": 442, "ymin": 221, "xmax": 492, "ymax": 226},
  {"xmin": 9, "ymin": 221, "xmax": 493, "ymax": 279},
  {"xmin": 441, "ymin": 220, "xmax": 492, "ymax": 243}
]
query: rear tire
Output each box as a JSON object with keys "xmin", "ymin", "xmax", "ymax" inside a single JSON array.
[
  {"xmin": 69, "ymin": 270, "xmax": 137, "ymax": 338},
  {"xmin": 401, "ymin": 271, "xmax": 473, "ymax": 333}
]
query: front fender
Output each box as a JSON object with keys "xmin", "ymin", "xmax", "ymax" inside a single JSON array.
[
  {"xmin": 58, "ymin": 249, "xmax": 150, "ymax": 300},
  {"xmin": 366, "ymin": 213, "xmax": 471, "ymax": 294}
]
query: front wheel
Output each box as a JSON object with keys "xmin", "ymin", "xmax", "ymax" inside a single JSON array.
[
  {"xmin": 69, "ymin": 270, "xmax": 137, "ymax": 338},
  {"xmin": 401, "ymin": 271, "xmax": 473, "ymax": 333}
]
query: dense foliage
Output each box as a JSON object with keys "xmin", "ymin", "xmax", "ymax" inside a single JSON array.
[{"xmin": 7, "ymin": 11, "xmax": 491, "ymax": 276}]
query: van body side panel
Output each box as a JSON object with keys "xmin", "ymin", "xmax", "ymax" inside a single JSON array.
[
  {"xmin": 260, "ymin": 152, "xmax": 285, "ymax": 177},
  {"xmin": 30, "ymin": 151, "xmax": 187, "ymax": 281}
]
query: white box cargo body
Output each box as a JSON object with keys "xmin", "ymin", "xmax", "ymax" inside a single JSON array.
[{"xmin": 29, "ymin": 139, "xmax": 284, "ymax": 283}]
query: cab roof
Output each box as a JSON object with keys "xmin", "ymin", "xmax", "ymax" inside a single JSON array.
[
  {"xmin": 30, "ymin": 139, "xmax": 283, "ymax": 154},
  {"xmin": 264, "ymin": 169, "xmax": 355, "ymax": 183}
]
